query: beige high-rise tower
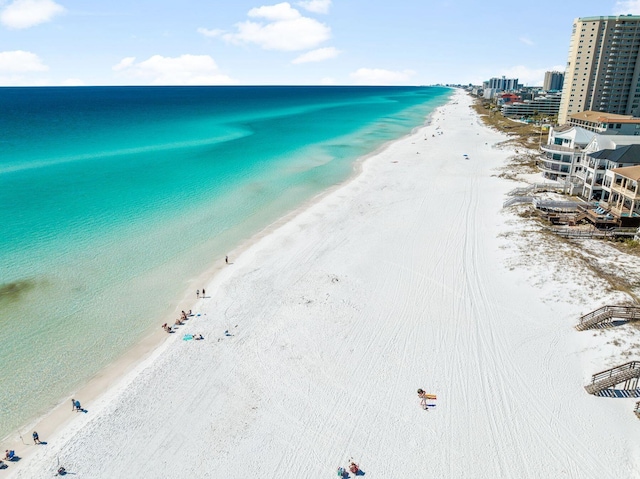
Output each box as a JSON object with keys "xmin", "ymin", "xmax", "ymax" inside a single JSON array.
[{"xmin": 558, "ymin": 15, "xmax": 640, "ymax": 124}]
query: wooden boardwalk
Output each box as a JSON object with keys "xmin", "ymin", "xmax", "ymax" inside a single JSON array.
[
  {"xmin": 575, "ymin": 305, "xmax": 640, "ymax": 331},
  {"xmin": 584, "ymin": 361, "xmax": 640, "ymax": 395},
  {"xmin": 551, "ymin": 226, "xmax": 637, "ymax": 239}
]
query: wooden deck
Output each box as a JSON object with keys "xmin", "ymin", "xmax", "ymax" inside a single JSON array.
[{"xmin": 579, "ymin": 207, "xmax": 619, "ymax": 227}]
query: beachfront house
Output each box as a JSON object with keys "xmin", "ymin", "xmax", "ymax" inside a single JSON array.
[
  {"xmin": 540, "ymin": 125, "xmax": 594, "ymax": 183},
  {"xmin": 600, "ymin": 165, "xmax": 640, "ymax": 226},
  {"xmin": 541, "ymin": 111, "xmax": 640, "ymax": 190},
  {"xmin": 578, "ymin": 144, "xmax": 640, "ymax": 201}
]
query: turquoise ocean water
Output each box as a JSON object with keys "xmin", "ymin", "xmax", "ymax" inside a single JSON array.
[{"xmin": 0, "ymin": 86, "xmax": 451, "ymax": 439}]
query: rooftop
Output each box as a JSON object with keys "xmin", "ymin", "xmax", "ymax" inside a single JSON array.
[
  {"xmin": 588, "ymin": 144, "xmax": 640, "ymax": 163},
  {"xmin": 569, "ymin": 111, "xmax": 640, "ymax": 124},
  {"xmin": 610, "ymin": 164, "xmax": 640, "ymax": 180},
  {"xmin": 578, "ymin": 15, "xmax": 640, "ymax": 21}
]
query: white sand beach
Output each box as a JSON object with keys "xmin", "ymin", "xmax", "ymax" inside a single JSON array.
[{"xmin": 6, "ymin": 90, "xmax": 640, "ymax": 478}]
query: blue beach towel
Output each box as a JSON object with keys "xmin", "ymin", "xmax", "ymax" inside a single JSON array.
[{"xmin": 183, "ymin": 334, "xmax": 193, "ymax": 341}]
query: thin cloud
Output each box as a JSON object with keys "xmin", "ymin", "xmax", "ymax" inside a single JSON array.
[
  {"xmin": 613, "ymin": 0, "xmax": 640, "ymax": 14},
  {"xmin": 0, "ymin": 50, "xmax": 49, "ymax": 85},
  {"xmin": 297, "ymin": 0, "xmax": 332, "ymax": 14},
  {"xmin": 197, "ymin": 27, "xmax": 224, "ymax": 38},
  {"xmin": 112, "ymin": 57, "xmax": 136, "ymax": 72},
  {"xmin": 0, "ymin": 0, "xmax": 65, "ymax": 29},
  {"xmin": 248, "ymin": 2, "xmax": 301, "ymax": 21},
  {"xmin": 111, "ymin": 54, "xmax": 236, "ymax": 85},
  {"xmin": 215, "ymin": 2, "xmax": 331, "ymax": 51},
  {"xmin": 292, "ymin": 46, "xmax": 340, "ymax": 64},
  {"xmin": 61, "ymin": 78, "xmax": 85, "ymax": 86},
  {"xmin": 519, "ymin": 37, "xmax": 534, "ymax": 46},
  {"xmin": 350, "ymin": 68, "xmax": 416, "ymax": 86},
  {"xmin": 0, "ymin": 50, "xmax": 48, "ymax": 72}
]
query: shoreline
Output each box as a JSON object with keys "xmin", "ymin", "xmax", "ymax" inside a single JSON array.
[
  {"xmin": 11, "ymin": 88, "xmax": 637, "ymax": 478},
  {"xmin": 1, "ymin": 91, "xmax": 453, "ymax": 463}
]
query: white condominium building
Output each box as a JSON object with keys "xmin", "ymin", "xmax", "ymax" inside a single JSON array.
[{"xmin": 558, "ymin": 15, "xmax": 640, "ymax": 125}]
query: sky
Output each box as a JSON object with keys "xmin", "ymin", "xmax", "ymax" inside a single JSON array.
[{"xmin": 2, "ymin": 0, "xmax": 640, "ymax": 86}]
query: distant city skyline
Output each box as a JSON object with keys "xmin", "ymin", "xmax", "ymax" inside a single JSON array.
[{"xmin": 2, "ymin": 0, "xmax": 640, "ymax": 86}]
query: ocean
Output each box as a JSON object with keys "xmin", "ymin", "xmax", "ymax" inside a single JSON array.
[{"xmin": 0, "ymin": 85, "xmax": 451, "ymax": 439}]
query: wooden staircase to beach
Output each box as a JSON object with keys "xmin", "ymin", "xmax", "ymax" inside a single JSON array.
[
  {"xmin": 575, "ymin": 305, "xmax": 640, "ymax": 331},
  {"xmin": 584, "ymin": 361, "xmax": 640, "ymax": 395}
]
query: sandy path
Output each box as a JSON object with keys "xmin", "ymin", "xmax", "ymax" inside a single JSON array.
[{"xmin": 8, "ymin": 90, "xmax": 640, "ymax": 478}]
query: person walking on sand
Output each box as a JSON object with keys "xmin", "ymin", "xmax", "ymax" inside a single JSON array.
[
  {"xmin": 32, "ymin": 431, "xmax": 41, "ymax": 444},
  {"xmin": 202, "ymin": 288, "xmax": 205, "ymax": 298},
  {"xmin": 196, "ymin": 289, "xmax": 200, "ymax": 298},
  {"xmin": 225, "ymin": 255, "xmax": 229, "ymax": 264}
]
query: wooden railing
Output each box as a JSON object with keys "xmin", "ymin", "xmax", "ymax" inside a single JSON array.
[
  {"xmin": 576, "ymin": 305, "xmax": 640, "ymax": 330},
  {"xmin": 585, "ymin": 361, "xmax": 640, "ymax": 394}
]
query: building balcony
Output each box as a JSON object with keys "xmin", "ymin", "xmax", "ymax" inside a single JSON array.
[
  {"xmin": 539, "ymin": 162, "xmax": 571, "ymax": 175},
  {"xmin": 610, "ymin": 183, "xmax": 640, "ymax": 199},
  {"xmin": 576, "ymin": 170, "xmax": 589, "ymax": 181},
  {"xmin": 540, "ymin": 144, "xmax": 580, "ymax": 154}
]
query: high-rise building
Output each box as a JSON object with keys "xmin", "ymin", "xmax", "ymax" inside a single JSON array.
[
  {"xmin": 558, "ymin": 15, "xmax": 640, "ymax": 125},
  {"xmin": 487, "ymin": 76, "xmax": 519, "ymax": 91},
  {"xmin": 543, "ymin": 71, "xmax": 564, "ymax": 91}
]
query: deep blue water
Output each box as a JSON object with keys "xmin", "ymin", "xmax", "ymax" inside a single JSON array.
[{"xmin": 0, "ymin": 85, "xmax": 451, "ymax": 439}]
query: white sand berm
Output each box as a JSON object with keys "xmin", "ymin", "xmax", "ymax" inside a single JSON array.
[{"xmin": 7, "ymin": 90, "xmax": 640, "ymax": 478}]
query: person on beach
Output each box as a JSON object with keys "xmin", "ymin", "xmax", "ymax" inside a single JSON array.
[
  {"xmin": 71, "ymin": 398, "xmax": 76, "ymax": 411},
  {"xmin": 175, "ymin": 318, "xmax": 183, "ymax": 326},
  {"xmin": 225, "ymin": 255, "xmax": 229, "ymax": 264},
  {"xmin": 32, "ymin": 431, "xmax": 41, "ymax": 444},
  {"xmin": 73, "ymin": 399, "xmax": 81, "ymax": 412},
  {"xmin": 202, "ymin": 288, "xmax": 205, "ymax": 297},
  {"xmin": 162, "ymin": 323, "xmax": 171, "ymax": 333},
  {"xmin": 417, "ymin": 389, "xmax": 431, "ymax": 409},
  {"xmin": 196, "ymin": 289, "xmax": 199, "ymax": 298}
]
